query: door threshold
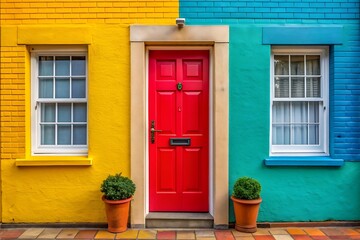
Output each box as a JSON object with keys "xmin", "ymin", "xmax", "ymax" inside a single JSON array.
[{"xmin": 146, "ymin": 212, "xmax": 214, "ymax": 228}]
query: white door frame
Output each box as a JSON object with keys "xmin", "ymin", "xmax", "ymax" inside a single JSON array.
[{"xmin": 130, "ymin": 25, "xmax": 229, "ymax": 229}]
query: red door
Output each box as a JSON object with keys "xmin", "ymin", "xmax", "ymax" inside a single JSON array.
[{"xmin": 149, "ymin": 50, "xmax": 209, "ymax": 212}]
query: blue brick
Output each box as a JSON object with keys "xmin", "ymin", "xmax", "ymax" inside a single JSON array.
[
  {"xmin": 197, "ymin": 2, "xmax": 214, "ymax": 7},
  {"xmin": 230, "ymin": 2, "xmax": 246, "ymax": 7},
  {"xmin": 198, "ymin": 12, "xmax": 214, "ymax": 18},
  {"xmin": 309, "ymin": 13, "xmax": 325, "ymax": 18},
  {"xmin": 213, "ymin": 12, "xmax": 232, "ymax": 18},
  {"xmin": 262, "ymin": 2, "xmax": 278, "ymax": 7},
  {"xmin": 231, "ymin": 12, "xmax": 247, "ymax": 18},
  {"xmin": 223, "ymin": 7, "xmax": 239, "ymax": 13},
  {"xmin": 341, "ymin": 13, "xmax": 357, "ymax": 18},
  {"xmin": 279, "ymin": 2, "xmax": 294, "ymax": 8},
  {"xmin": 271, "ymin": 8, "xmax": 286, "ymax": 13},
  {"xmin": 214, "ymin": 2, "xmax": 231, "ymax": 7},
  {"xmin": 278, "ymin": 13, "xmax": 294, "ymax": 18},
  {"xmin": 262, "ymin": 13, "xmax": 279, "ymax": 18},
  {"xmin": 246, "ymin": 2, "xmax": 262, "ymax": 7},
  {"xmin": 294, "ymin": 13, "xmax": 310, "ymax": 18},
  {"xmin": 294, "ymin": 2, "xmax": 310, "ymax": 8},
  {"xmin": 180, "ymin": 2, "xmax": 197, "ymax": 7},
  {"xmin": 205, "ymin": 7, "xmax": 222, "ymax": 13},
  {"xmin": 255, "ymin": 8, "xmax": 270, "ymax": 13},
  {"xmin": 310, "ymin": 2, "xmax": 325, "ymax": 8},
  {"xmin": 246, "ymin": 13, "xmax": 263, "ymax": 18}
]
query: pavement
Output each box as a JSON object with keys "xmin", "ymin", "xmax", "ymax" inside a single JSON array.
[{"xmin": 0, "ymin": 227, "xmax": 360, "ymax": 240}]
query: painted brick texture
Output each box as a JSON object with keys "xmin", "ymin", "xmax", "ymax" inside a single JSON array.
[
  {"xmin": 0, "ymin": 46, "xmax": 26, "ymax": 161},
  {"xmin": 0, "ymin": 0, "xmax": 178, "ymax": 24},
  {"xmin": 181, "ymin": 0, "xmax": 360, "ymax": 161}
]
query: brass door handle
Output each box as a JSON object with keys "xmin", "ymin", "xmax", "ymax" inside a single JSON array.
[{"xmin": 150, "ymin": 120, "xmax": 162, "ymax": 143}]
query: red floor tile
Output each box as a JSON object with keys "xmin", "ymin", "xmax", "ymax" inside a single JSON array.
[
  {"xmin": 322, "ymin": 229, "xmax": 345, "ymax": 236},
  {"xmin": 254, "ymin": 235, "xmax": 275, "ymax": 240},
  {"xmin": 0, "ymin": 229, "xmax": 26, "ymax": 239},
  {"xmin": 312, "ymin": 236, "xmax": 330, "ymax": 240},
  {"xmin": 157, "ymin": 231, "xmax": 176, "ymax": 239},
  {"xmin": 215, "ymin": 230, "xmax": 235, "ymax": 240},
  {"xmin": 75, "ymin": 230, "xmax": 98, "ymax": 239}
]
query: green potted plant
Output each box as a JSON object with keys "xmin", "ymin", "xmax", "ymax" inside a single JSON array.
[
  {"xmin": 100, "ymin": 173, "xmax": 136, "ymax": 233},
  {"xmin": 231, "ymin": 176, "xmax": 262, "ymax": 233}
]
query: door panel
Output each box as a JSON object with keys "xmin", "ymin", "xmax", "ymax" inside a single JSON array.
[{"xmin": 149, "ymin": 50, "xmax": 209, "ymax": 212}]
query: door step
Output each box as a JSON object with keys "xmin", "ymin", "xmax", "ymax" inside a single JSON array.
[{"xmin": 146, "ymin": 212, "xmax": 214, "ymax": 229}]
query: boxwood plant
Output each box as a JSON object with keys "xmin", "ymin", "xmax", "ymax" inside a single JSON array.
[
  {"xmin": 100, "ymin": 173, "xmax": 136, "ymax": 200},
  {"xmin": 233, "ymin": 177, "xmax": 261, "ymax": 200}
]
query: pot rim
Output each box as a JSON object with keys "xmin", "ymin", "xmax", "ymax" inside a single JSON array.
[
  {"xmin": 102, "ymin": 195, "xmax": 132, "ymax": 204},
  {"xmin": 231, "ymin": 196, "xmax": 262, "ymax": 204}
]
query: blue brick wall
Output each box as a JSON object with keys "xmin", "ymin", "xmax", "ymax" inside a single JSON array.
[{"xmin": 180, "ymin": 1, "xmax": 360, "ymax": 161}]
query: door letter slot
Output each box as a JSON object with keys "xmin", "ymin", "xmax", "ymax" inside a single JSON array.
[{"xmin": 170, "ymin": 138, "xmax": 191, "ymax": 146}]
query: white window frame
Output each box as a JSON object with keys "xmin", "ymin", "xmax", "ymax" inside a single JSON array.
[
  {"xmin": 31, "ymin": 46, "xmax": 88, "ymax": 155},
  {"xmin": 270, "ymin": 46, "xmax": 329, "ymax": 156}
]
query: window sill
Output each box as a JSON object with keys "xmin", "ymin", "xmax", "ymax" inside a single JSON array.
[
  {"xmin": 264, "ymin": 156, "xmax": 344, "ymax": 167},
  {"xmin": 16, "ymin": 157, "xmax": 92, "ymax": 166}
]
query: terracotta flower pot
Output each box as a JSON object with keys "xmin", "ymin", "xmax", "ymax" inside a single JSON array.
[
  {"xmin": 231, "ymin": 196, "xmax": 262, "ymax": 233},
  {"xmin": 102, "ymin": 196, "xmax": 132, "ymax": 233}
]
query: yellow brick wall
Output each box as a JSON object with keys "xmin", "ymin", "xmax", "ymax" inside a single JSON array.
[
  {"xmin": 0, "ymin": 0, "xmax": 178, "ymax": 24},
  {"xmin": 0, "ymin": 0, "xmax": 179, "ymax": 223}
]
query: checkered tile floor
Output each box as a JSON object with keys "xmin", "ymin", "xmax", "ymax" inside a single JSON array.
[{"xmin": 0, "ymin": 227, "xmax": 359, "ymax": 239}]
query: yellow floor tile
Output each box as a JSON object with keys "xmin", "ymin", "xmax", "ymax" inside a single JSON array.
[
  {"xmin": 137, "ymin": 230, "xmax": 157, "ymax": 239},
  {"xmin": 18, "ymin": 228, "xmax": 44, "ymax": 239},
  {"xmin": 232, "ymin": 230, "xmax": 253, "ymax": 237},
  {"xmin": 270, "ymin": 229, "xmax": 289, "ymax": 235},
  {"xmin": 95, "ymin": 230, "xmax": 116, "ymax": 239},
  {"xmin": 177, "ymin": 231, "xmax": 196, "ymax": 239},
  {"xmin": 235, "ymin": 237, "xmax": 255, "ymax": 240},
  {"xmin": 304, "ymin": 228, "xmax": 325, "ymax": 236},
  {"xmin": 115, "ymin": 229, "xmax": 139, "ymax": 239},
  {"xmin": 253, "ymin": 229, "xmax": 270, "ymax": 235},
  {"xmin": 37, "ymin": 228, "xmax": 62, "ymax": 239},
  {"xmin": 287, "ymin": 228, "xmax": 307, "ymax": 235}
]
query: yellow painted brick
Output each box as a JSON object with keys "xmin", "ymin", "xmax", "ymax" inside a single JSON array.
[
  {"xmin": 37, "ymin": 8, "xmax": 56, "ymax": 13},
  {"xmin": 14, "ymin": 13, "xmax": 30, "ymax": 19},
  {"xmin": 71, "ymin": 19, "xmax": 88, "ymax": 23},
  {"xmin": 146, "ymin": 12, "xmax": 164, "ymax": 18},
  {"xmin": 63, "ymin": 2, "xmax": 81, "ymax": 8},
  {"xmin": 130, "ymin": 2, "xmax": 146, "ymax": 7},
  {"xmin": 47, "ymin": 2, "xmax": 63, "ymax": 8},
  {"xmin": 30, "ymin": 13, "xmax": 47, "ymax": 19},
  {"xmin": 96, "ymin": 13, "xmax": 112, "ymax": 18},
  {"xmin": 1, "ymin": 3, "xmax": 14, "ymax": 8},
  {"xmin": 37, "ymin": 19, "xmax": 56, "ymax": 24},
  {"xmin": 14, "ymin": 2, "xmax": 30, "ymax": 8},
  {"xmin": 72, "ymin": 8, "xmax": 89, "ymax": 13},
  {"xmin": 55, "ymin": 8, "xmax": 73, "ymax": 13},
  {"xmin": 155, "ymin": 7, "xmax": 177, "ymax": 13},
  {"xmin": 113, "ymin": 2, "xmax": 129, "ymax": 7},
  {"xmin": 55, "ymin": 19, "xmax": 73, "ymax": 23},
  {"xmin": 124, "ymin": 8, "xmax": 138, "ymax": 12},
  {"xmin": 47, "ymin": 13, "xmax": 64, "ymax": 18},
  {"xmin": 79, "ymin": 13, "xmax": 97, "ymax": 18},
  {"xmin": 2, "ymin": 73, "xmax": 18, "ymax": 78},
  {"xmin": 138, "ymin": 8, "xmax": 155, "ymax": 13},
  {"xmin": 129, "ymin": 13, "xmax": 146, "ymax": 18},
  {"xmin": 97, "ymin": 2, "xmax": 113, "ymax": 7},
  {"xmin": 147, "ymin": 2, "xmax": 165, "ymax": 7},
  {"xmin": 31, "ymin": 3, "xmax": 47, "ymax": 8},
  {"xmin": 88, "ymin": 19, "xmax": 105, "ymax": 23},
  {"xmin": 11, "ymin": 90, "xmax": 25, "ymax": 95},
  {"xmin": 2, "ymin": 14, "xmax": 15, "ymax": 19},
  {"xmin": 1, "ymin": 154, "xmax": 12, "ymax": 159},
  {"xmin": 63, "ymin": 13, "xmax": 80, "ymax": 18},
  {"xmin": 112, "ymin": 13, "xmax": 130, "ymax": 18},
  {"xmin": 80, "ymin": 2, "xmax": 96, "ymax": 7},
  {"xmin": 164, "ymin": 13, "xmax": 178, "ymax": 18},
  {"xmin": 1, "ymin": 69, "xmax": 12, "ymax": 74},
  {"xmin": 4, "ymin": 8, "xmax": 22, "ymax": 14},
  {"xmin": 105, "ymin": 7, "xmax": 121, "ymax": 13},
  {"xmin": 164, "ymin": 2, "xmax": 179, "ymax": 7},
  {"xmin": 2, "ymin": 20, "xmax": 22, "ymax": 24},
  {"xmin": 88, "ymin": 7, "xmax": 105, "ymax": 12},
  {"xmin": 11, "ymin": 101, "xmax": 25, "ymax": 106}
]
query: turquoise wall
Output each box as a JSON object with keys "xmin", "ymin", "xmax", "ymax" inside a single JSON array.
[{"xmin": 229, "ymin": 25, "xmax": 360, "ymax": 222}]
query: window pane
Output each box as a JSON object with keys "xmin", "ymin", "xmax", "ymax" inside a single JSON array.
[
  {"xmin": 291, "ymin": 55, "xmax": 304, "ymax": 75},
  {"xmin": 309, "ymin": 124, "xmax": 319, "ymax": 144},
  {"xmin": 73, "ymin": 124, "xmax": 87, "ymax": 145},
  {"xmin": 55, "ymin": 56, "xmax": 70, "ymax": 76},
  {"xmin": 292, "ymin": 124, "xmax": 308, "ymax": 144},
  {"xmin": 55, "ymin": 77, "xmax": 70, "ymax": 98},
  {"xmin": 71, "ymin": 56, "xmax": 86, "ymax": 76},
  {"xmin": 58, "ymin": 103, "xmax": 71, "ymax": 122},
  {"xmin": 272, "ymin": 102, "xmax": 290, "ymax": 123},
  {"xmin": 58, "ymin": 125, "xmax": 71, "ymax": 145},
  {"xmin": 274, "ymin": 77, "xmax": 289, "ymax": 98},
  {"xmin": 292, "ymin": 102, "xmax": 308, "ymax": 123},
  {"xmin": 39, "ymin": 78, "xmax": 53, "ymax": 98},
  {"xmin": 309, "ymin": 102, "xmax": 320, "ymax": 123},
  {"xmin": 306, "ymin": 77, "xmax": 321, "ymax": 97},
  {"xmin": 41, "ymin": 103, "xmax": 55, "ymax": 122},
  {"xmin": 73, "ymin": 103, "xmax": 87, "ymax": 122},
  {"xmin": 291, "ymin": 77, "xmax": 305, "ymax": 98},
  {"xmin": 41, "ymin": 124, "xmax": 55, "ymax": 145},
  {"xmin": 39, "ymin": 56, "xmax": 53, "ymax": 76},
  {"xmin": 274, "ymin": 55, "xmax": 289, "ymax": 75},
  {"xmin": 306, "ymin": 55, "xmax": 320, "ymax": 75},
  {"xmin": 72, "ymin": 78, "xmax": 86, "ymax": 98},
  {"xmin": 272, "ymin": 124, "xmax": 290, "ymax": 145}
]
